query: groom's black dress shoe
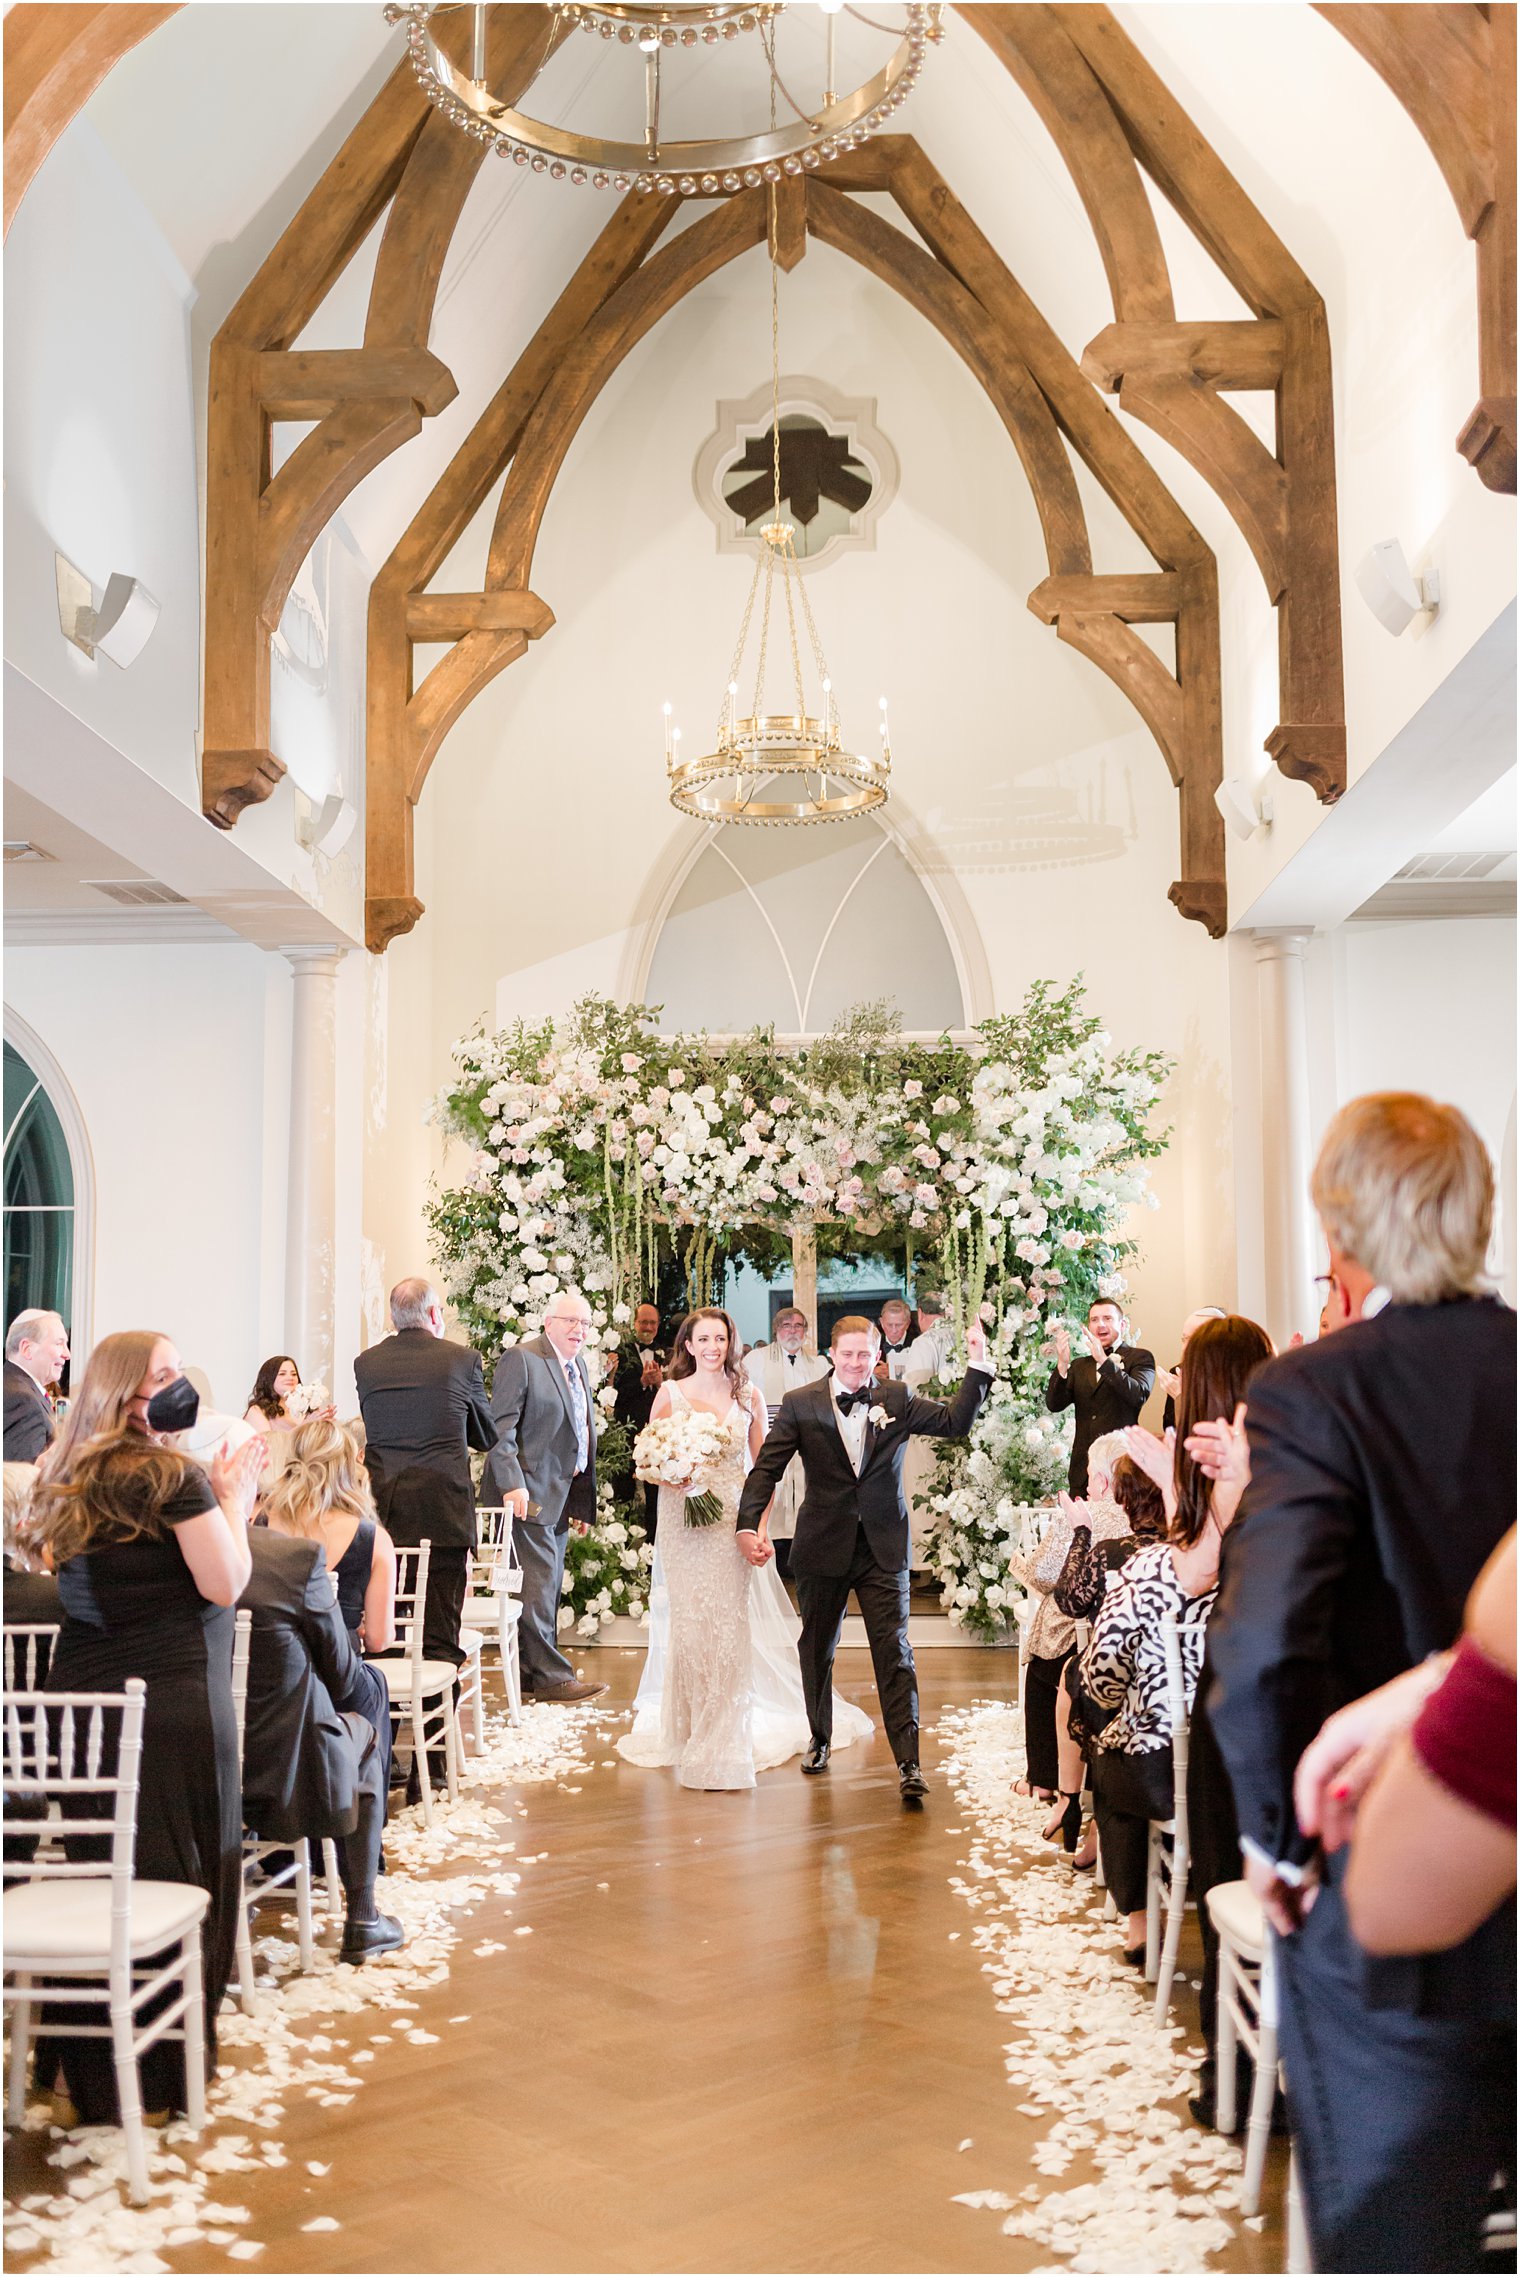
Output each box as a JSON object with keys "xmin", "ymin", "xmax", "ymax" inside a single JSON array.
[
  {"xmin": 898, "ymin": 1761, "xmax": 929, "ymax": 1801},
  {"xmin": 801, "ymin": 1742, "xmax": 831, "ymax": 1775}
]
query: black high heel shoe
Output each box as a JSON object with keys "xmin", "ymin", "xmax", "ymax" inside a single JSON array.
[{"xmin": 1041, "ymin": 1790, "xmax": 1083, "ymax": 1852}]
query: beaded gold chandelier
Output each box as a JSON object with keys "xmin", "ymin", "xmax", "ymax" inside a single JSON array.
[
  {"xmin": 664, "ymin": 189, "xmax": 890, "ymax": 825},
  {"xmin": 384, "ymin": 2, "xmax": 939, "ymax": 194}
]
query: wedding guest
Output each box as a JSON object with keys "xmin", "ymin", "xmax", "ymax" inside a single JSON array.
[
  {"xmin": 260, "ymin": 1416, "xmax": 396, "ymax": 1797},
  {"xmin": 1157, "ymin": 1307, "xmax": 1224, "ymax": 1432},
  {"xmin": 486, "ymin": 1290, "xmax": 608, "ymax": 1705},
  {"xmin": 1207, "ymin": 1092, "xmax": 1515, "ymax": 2275},
  {"xmin": 29, "ymin": 1332, "xmax": 261, "ymax": 2123},
  {"xmin": 1082, "ymin": 1317, "xmax": 1270, "ymax": 1965},
  {"xmin": 874, "ymin": 1298, "xmax": 915, "ymax": 1382},
  {"xmin": 3, "ymin": 1461, "xmax": 61, "ymax": 1650},
  {"xmin": 4, "ymin": 1310, "xmax": 68, "ymax": 1463},
  {"xmin": 1045, "ymin": 1299, "xmax": 1154, "ymax": 1494},
  {"xmin": 899, "ymin": 1294, "xmax": 961, "ymax": 1580},
  {"xmin": 612, "ymin": 1302, "xmax": 666, "ymax": 1536},
  {"xmin": 355, "ymin": 1278, "xmax": 498, "ymax": 1670},
  {"xmin": 744, "ymin": 1309, "xmax": 830, "ymax": 1579},
  {"xmin": 239, "ymin": 1522, "xmax": 403, "ymax": 1963},
  {"xmin": 244, "ymin": 1355, "xmax": 303, "ymax": 1433},
  {"xmin": 1109, "ymin": 1453, "xmax": 1167, "ymax": 1546},
  {"xmin": 900, "ymin": 1291, "xmax": 954, "ymax": 1388},
  {"xmin": 1007, "ymin": 1429, "xmax": 1129, "ymax": 1822}
]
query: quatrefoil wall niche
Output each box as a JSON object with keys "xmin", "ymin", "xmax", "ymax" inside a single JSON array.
[{"xmin": 694, "ymin": 377, "xmax": 899, "ymax": 571}]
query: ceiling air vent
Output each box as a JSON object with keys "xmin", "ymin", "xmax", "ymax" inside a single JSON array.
[
  {"xmin": 3, "ymin": 841, "xmax": 55, "ymax": 863},
  {"xmin": 84, "ymin": 878, "xmax": 189, "ymax": 907},
  {"xmin": 1394, "ymin": 851, "xmax": 1508, "ymax": 882}
]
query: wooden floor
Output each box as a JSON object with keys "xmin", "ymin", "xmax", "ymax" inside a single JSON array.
[{"xmin": 5, "ymin": 1649, "xmax": 1285, "ymax": 2275}]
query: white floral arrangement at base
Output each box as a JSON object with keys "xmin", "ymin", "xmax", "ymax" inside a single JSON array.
[
  {"xmin": 559, "ymin": 1480, "xmax": 653, "ymax": 1638},
  {"xmin": 632, "ymin": 1407, "xmax": 739, "ymax": 1527}
]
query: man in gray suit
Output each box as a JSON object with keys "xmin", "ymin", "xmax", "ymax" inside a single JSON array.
[{"xmin": 487, "ymin": 1289, "xmax": 608, "ymax": 1705}]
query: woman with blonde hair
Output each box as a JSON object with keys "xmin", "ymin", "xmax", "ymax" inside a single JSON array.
[
  {"xmin": 29, "ymin": 1330, "xmax": 263, "ymax": 2124},
  {"xmin": 261, "ymin": 1416, "xmax": 396, "ymax": 1791}
]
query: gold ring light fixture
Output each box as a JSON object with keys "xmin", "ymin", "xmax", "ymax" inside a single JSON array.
[{"xmin": 384, "ymin": 3, "xmax": 941, "ymax": 193}]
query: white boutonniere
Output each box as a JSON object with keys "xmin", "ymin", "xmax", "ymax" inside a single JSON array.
[{"xmin": 868, "ymin": 1404, "xmax": 890, "ymax": 1429}]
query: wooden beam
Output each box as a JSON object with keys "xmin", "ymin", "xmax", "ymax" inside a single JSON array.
[
  {"xmin": 405, "ymin": 592, "xmax": 556, "ymax": 642},
  {"xmin": 1083, "ymin": 320, "xmax": 1285, "ymax": 391},
  {"xmin": 772, "ymin": 176, "xmax": 807, "ymax": 272},
  {"xmin": 4, "ymin": 3, "xmax": 180, "ymax": 238},
  {"xmin": 1319, "ymin": 1, "xmax": 1515, "ymax": 492},
  {"xmin": 254, "ymin": 347, "xmax": 456, "ymax": 421},
  {"xmin": 1029, "ymin": 574, "xmax": 1184, "ymax": 623}
]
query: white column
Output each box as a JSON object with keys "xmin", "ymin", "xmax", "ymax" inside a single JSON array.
[
  {"xmin": 285, "ymin": 947, "xmax": 344, "ymax": 1389},
  {"xmin": 1253, "ymin": 929, "xmax": 1317, "ymax": 1348}
]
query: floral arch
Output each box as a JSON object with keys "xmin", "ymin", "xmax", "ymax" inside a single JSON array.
[{"xmin": 429, "ymin": 982, "xmax": 1168, "ymax": 1635}]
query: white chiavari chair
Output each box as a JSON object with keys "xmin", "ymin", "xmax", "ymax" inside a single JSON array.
[
  {"xmin": 1147, "ymin": 1611, "xmax": 1192, "ymax": 2015},
  {"xmin": 366, "ymin": 1541, "xmax": 459, "ymax": 1827},
  {"xmin": 2, "ymin": 1681, "xmax": 208, "ymax": 2204}
]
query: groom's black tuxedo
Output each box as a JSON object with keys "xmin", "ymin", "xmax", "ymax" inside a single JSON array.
[
  {"xmin": 738, "ymin": 1368, "xmax": 990, "ymax": 1767},
  {"xmin": 737, "ymin": 1371, "xmax": 988, "ymax": 1575}
]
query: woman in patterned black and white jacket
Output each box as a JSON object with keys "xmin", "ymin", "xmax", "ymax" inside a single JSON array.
[{"xmin": 1078, "ymin": 1316, "xmax": 1273, "ymax": 1963}]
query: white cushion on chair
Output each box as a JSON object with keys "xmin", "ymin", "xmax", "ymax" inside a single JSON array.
[
  {"xmin": 369, "ymin": 1658, "xmax": 459, "ymax": 1700},
  {"xmin": 1206, "ymin": 1878, "xmax": 1266, "ymax": 1953},
  {"xmin": 5, "ymin": 1878, "xmax": 210, "ymax": 1965}
]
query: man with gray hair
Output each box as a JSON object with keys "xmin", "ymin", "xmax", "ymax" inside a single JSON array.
[
  {"xmin": 354, "ymin": 1278, "xmax": 498, "ymax": 1669},
  {"xmin": 1209, "ymin": 1092, "xmax": 1514, "ymax": 2273},
  {"xmin": 487, "ymin": 1290, "xmax": 608, "ymax": 1704},
  {"xmin": 4, "ymin": 1310, "xmax": 68, "ymax": 1462}
]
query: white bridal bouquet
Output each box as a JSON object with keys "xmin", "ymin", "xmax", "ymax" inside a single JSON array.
[
  {"xmin": 632, "ymin": 1407, "xmax": 739, "ymax": 1528},
  {"xmin": 284, "ymin": 1379, "xmax": 331, "ymax": 1420}
]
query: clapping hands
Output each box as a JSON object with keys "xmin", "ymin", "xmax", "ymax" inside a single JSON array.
[
  {"xmin": 1184, "ymin": 1401, "xmax": 1250, "ymax": 1491},
  {"xmin": 1051, "ymin": 1326, "xmax": 1071, "ymax": 1375},
  {"xmin": 212, "ymin": 1432, "xmax": 268, "ymax": 1521}
]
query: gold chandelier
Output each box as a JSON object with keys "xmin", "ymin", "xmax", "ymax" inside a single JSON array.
[
  {"xmin": 384, "ymin": 3, "xmax": 939, "ymax": 193},
  {"xmin": 664, "ymin": 190, "xmax": 890, "ymax": 825}
]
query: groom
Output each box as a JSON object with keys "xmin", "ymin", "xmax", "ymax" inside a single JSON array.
[{"xmin": 737, "ymin": 1311, "xmax": 991, "ymax": 1803}]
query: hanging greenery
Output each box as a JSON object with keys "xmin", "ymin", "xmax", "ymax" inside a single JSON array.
[{"xmin": 427, "ymin": 983, "xmax": 1170, "ymax": 1636}]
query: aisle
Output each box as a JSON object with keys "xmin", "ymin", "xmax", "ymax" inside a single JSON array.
[{"xmin": 5, "ymin": 1650, "xmax": 1284, "ymax": 2275}]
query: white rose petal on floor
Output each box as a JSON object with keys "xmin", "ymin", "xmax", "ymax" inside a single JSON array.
[
  {"xmin": 2, "ymin": 1701, "xmax": 617, "ymax": 2272},
  {"xmin": 935, "ymin": 1700, "xmax": 1254, "ymax": 2275}
]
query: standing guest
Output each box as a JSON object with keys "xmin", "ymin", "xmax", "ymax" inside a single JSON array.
[
  {"xmin": 4, "ymin": 1310, "xmax": 68, "ymax": 1462},
  {"xmin": 899, "ymin": 1291, "xmax": 955, "ymax": 1388},
  {"xmin": 744, "ymin": 1308, "xmax": 830, "ymax": 1580},
  {"xmin": 1007, "ymin": 1429, "xmax": 1129, "ymax": 1826},
  {"xmin": 238, "ymin": 1522, "xmax": 403, "ymax": 1963},
  {"xmin": 354, "ymin": 1278, "xmax": 498, "ymax": 1670},
  {"xmin": 1208, "ymin": 1092, "xmax": 1515, "ymax": 2276},
  {"xmin": 874, "ymin": 1298, "xmax": 915, "ymax": 1382},
  {"xmin": 1045, "ymin": 1298, "xmax": 1154, "ymax": 1495},
  {"xmin": 612, "ymin": 1302, "xmax": 666, "ymax": 1538},
  {"xmin": 28, "ymin": 1332, "xmax": 261, "ymax": 2124},
  {"xmin": 486, "ymin": 1291, "xmax": 609, "ymax": 1706},
  {"xmin": 1157, "ymin": 1307, "xmax": 1225, "ymax": 1432},
  {"xmin": 260, "ymin": 1416, "xmax": 396, "ymax": 1801}
]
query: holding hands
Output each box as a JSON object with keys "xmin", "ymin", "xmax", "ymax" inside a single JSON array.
[{"xmin": 735, "ymin": 1528, "xmax": 773, "ymax": 1568}]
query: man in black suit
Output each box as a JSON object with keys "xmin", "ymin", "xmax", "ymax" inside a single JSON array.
[
  {"xmin": 354, "ymin": 1278, "xmax": 498, "ymax": 1668},
  {"xmin": 3, "ymin": 1310, "xmax": 68, "ymax": 1462},
  {"xmin": 736, "ymin": 1310, "xmax": 991, "ymax": 1802},
  {"xmin": 611, "ymin": 1301, "xmax": 665, "ymax": 1537},
  {"xmin": 1208, "ymin": 1092, "xmax": 1515, "ymax": 2275},
  {"xmin": 239, "ymin": 1530, "xmax": 401, "ymax": 1961},
  {"xmin": 1044, "ymin": 1298, "xmax": 1153, "ymax": 1492}
]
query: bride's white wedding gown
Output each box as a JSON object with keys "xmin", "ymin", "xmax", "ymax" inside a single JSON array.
[{"xmin": 617, "ymin": 1380, "xmax": 872, "ymax": 1790}]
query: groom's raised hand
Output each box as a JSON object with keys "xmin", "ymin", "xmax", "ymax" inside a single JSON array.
[{"xmin": 965, "ymin": 1316, "xmax": 989, "ymax": 1369}]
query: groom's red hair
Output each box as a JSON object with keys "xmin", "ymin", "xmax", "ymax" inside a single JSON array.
[{"xmin": 830, "ymin": 1315, "xmax": 880, "ymax": 1348}]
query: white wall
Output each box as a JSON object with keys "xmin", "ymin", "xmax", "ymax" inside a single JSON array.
[{"xmin": 3, "ymin": 945, "xmax": 292, "ymax": 1414}]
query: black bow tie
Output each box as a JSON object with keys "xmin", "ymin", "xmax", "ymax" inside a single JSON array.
[{"xmin": 835, "ymin": 1386, "xmax": 872, "ymax": 1415}]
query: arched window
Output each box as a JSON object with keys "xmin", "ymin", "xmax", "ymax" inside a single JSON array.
[
  {"xmin": 3, "ymin": 1024, "xmax": 89, "ymax": 1347},
  {"xmin": 643, "ymin": 810, "xmax": 967, "ymax": 1036}
]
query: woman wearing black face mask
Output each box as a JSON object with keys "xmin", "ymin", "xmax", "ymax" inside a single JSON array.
[{"xmin": 24, "ymin": 1332, "xmax": 261, "ymax": 2126}]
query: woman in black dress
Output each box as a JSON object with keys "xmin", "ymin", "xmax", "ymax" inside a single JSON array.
[
  {"xmin": 28, "ymin": 1331, "xmax": 260, "ymax": 2123},
  {"xmin": 261, "ymin": 1416, "xmax": 396, "ymax": 1796}
]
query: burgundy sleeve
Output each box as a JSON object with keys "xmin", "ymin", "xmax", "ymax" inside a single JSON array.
[{"xmin": 1411, "ymin": 1635, "xmax": 1517, "ymax": 1831}]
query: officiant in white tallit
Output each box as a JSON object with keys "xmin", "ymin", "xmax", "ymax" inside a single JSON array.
[
  {"xmin": 743, "ymin": 1307, "xmax": 830, "ymax": 1580},
  {"xmin": 899, "ymin": 1292, "xmax": 958, "ymax": 1580}
]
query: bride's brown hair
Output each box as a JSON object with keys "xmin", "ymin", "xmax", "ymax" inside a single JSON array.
[{"xmin": 667, "ymin": 1308, "xmax": 748, "ymax": 1401}]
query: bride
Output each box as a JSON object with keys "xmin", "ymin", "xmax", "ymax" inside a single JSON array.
[{"xmin": 617, "ymin": 1306, "xmax": 871, "ymax": 1790}]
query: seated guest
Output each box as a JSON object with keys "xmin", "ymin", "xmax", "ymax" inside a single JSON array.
[
  {"xmin": 1207, "ymin": 1093, "xmax": 1515, "ymax": 2275},
  {"xmin": 1082, "ymin": 1317, "xmax": 1271, "ymax": 1965},
  {"xmin": 261, "ymin": 1417, "xmax": 396, "ymax": 1795},
  {"xmin": 1046, "ymin": 1299, "xmax": 1155, "ymax": 1493},
  {"xmin": 4, "ymin": 1310, "xmax": 68, "ymax": 1463},
  {"xmin": 1296, "ymin": 1527, "xmax": 1516, "ymax": 1960},
  {"xmin": 3, "ymin": 1461, "xmax": 62, "ymax": 1653},
  {"xmin": 239, "ymin": 1523, "xmax": 403, "ymax": 1962},
  {"xmin": 245, "ymin": 1355, "xmax": 304, "ymax": 1433},
  {"xmin": 28, "ymin": 1333, "xmax": 260, "ymax": 2123},
  {"xmin": 1006, "ymin": 1430, "xmax": 1129, "ymax": 1831},
  {"xmin": 1109, "ymin": 1453, "xmax": 1167, "ymax": 1548}
]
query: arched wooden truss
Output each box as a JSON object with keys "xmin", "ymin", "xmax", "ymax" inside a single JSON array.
[
  {"xmin": 3, "ymin": 2, "xmax": 181, "ymax": 237},
  {"xmin": 1316, "ymin": 1, "xmax": 1516, "ymax": 495},
  {"xmin": 365, "ymin": 150, "xmax": 1228, "ymax": 951},
  {"xmin": 184, "ymin": 1, "xmax": 1372, "ymax": 950}
]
